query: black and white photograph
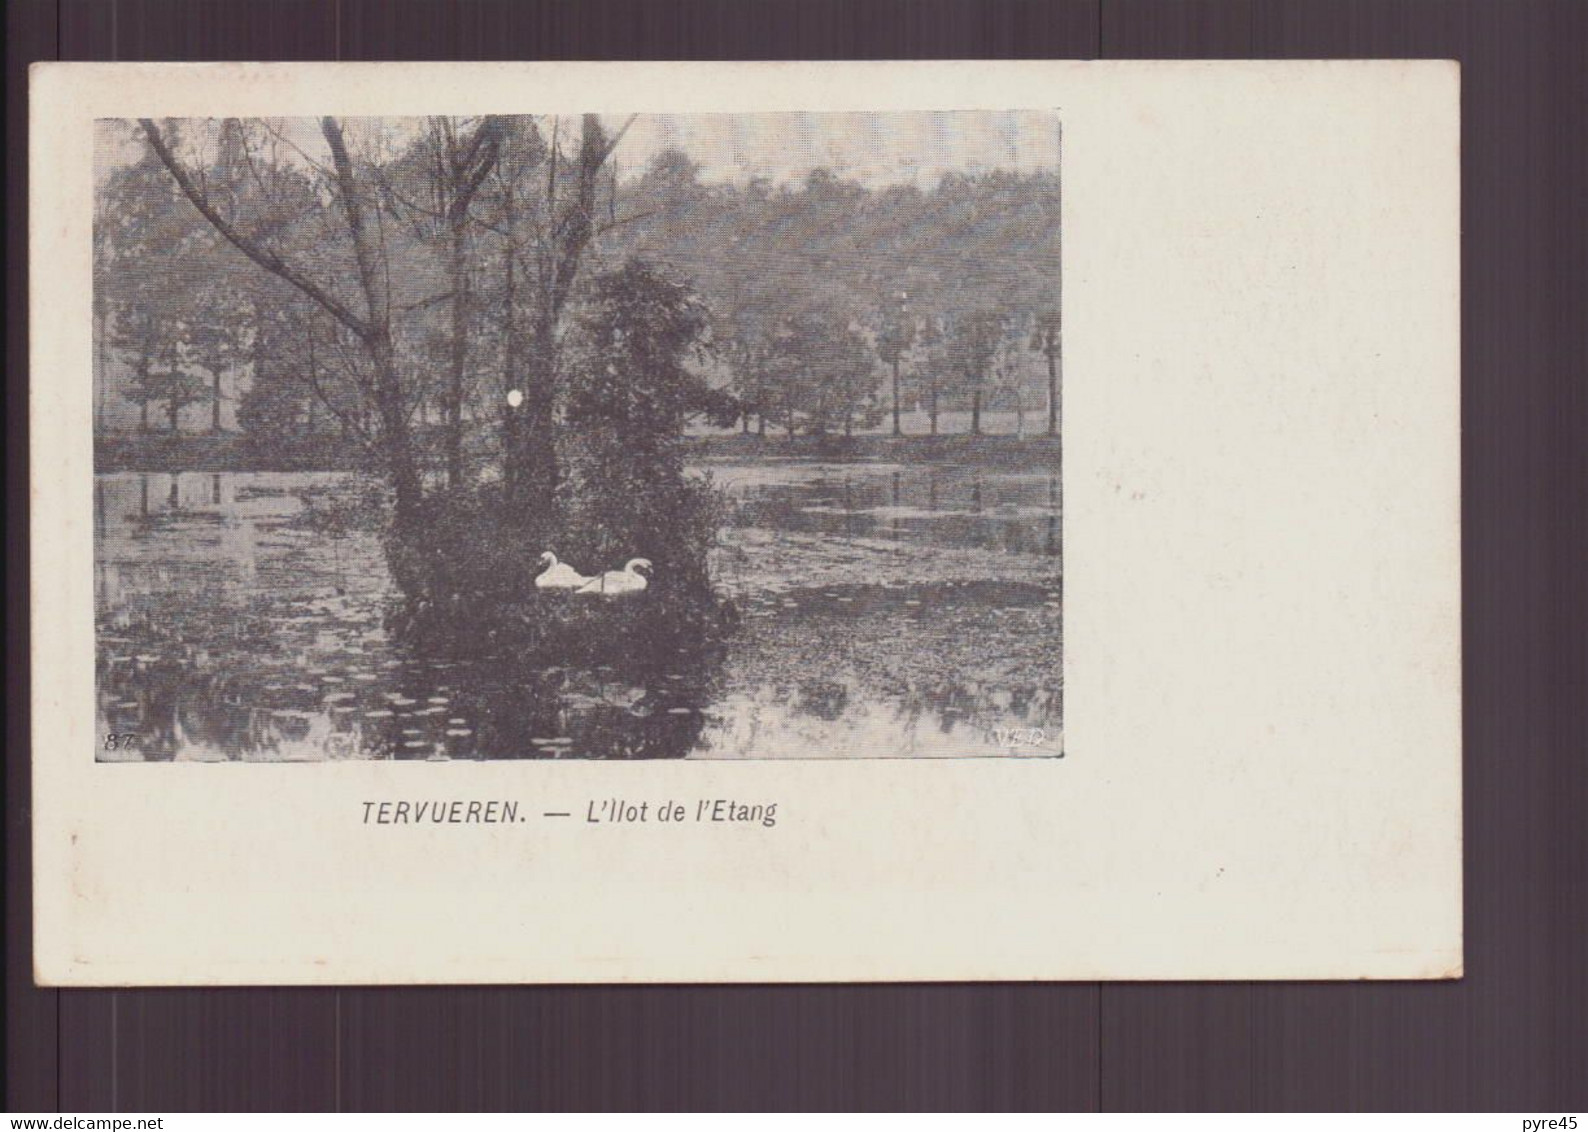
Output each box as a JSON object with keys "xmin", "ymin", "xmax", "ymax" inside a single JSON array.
[
  {"xmin": 33, "ymin": 58, "xmax": 1462, "ymax": 990},
  {"xmin": 91, "ymin": 111, "xmax": 1063, "ymax": 763}
]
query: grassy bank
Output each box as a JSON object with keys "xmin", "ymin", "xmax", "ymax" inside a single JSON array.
[
  {"xmin": 96, "ymin": 429, "xmax": 1062, "ymax": 474},
  {"xmin": 95, "ymin": 433, "xmax": 372, "ymax": 473},
  {"xmin": 684, "ymin": 431, "xmax": 1062, "ymax": 469}
]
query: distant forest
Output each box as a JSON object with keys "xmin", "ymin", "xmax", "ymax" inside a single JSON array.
[{"xmin": 94, "ymin": 116, "xmax": 1061, "ymax": 458}]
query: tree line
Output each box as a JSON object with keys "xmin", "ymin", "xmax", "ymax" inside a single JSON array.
[
  {"xmin": 96, "ymin": 117, "xmax": 1061, "ymax": 521},
  {"xmin": 600, "ymin": 150, "xmax": 1061, "ymax": 439}
]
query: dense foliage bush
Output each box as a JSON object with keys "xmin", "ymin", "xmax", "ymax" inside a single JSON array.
[{"xmin": 385, "ymin": 262, "xmax": 737, "ymax": 674}]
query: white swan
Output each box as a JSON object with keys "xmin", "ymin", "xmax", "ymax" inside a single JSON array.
[
  {"xmin": 576, "ymin": 558, "xmax": 652, "ymax": 597},
  {"xmin": 534, "ymin": 552, "xmax": 594, "ymax": 591}
]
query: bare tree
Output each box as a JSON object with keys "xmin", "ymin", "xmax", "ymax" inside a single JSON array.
[
  {"xmin": 948, "ymin": 310, "xmax": 1007, "ymax": 436},
  {"xmin": 175, "ymin": 279, "xmax": 250, "ymax": 433},
  {"xmin": 141, "ymin": 117, "xmax": 427, "ymax": 527},
  {"xmin": 874, "ymin": 290, "xmax": 916, "ymax": 437},
  {"xmin": 382, "ymin": 117, "xmax": 504, "ymax": 489},
  {"xmin": 111, "ymin": 301, "xmax": 167, "ymax": 434},
  {"xmin": 1031, "ymin": 310, "xmax": 1060, "ymax": 438},
  {"xmin": 505, "ymin": 113, "xmax": 629, "ymax": 508},
  {"xmin": 992, "ymin": 318, "xmax": 1032, "ymax": 439}
]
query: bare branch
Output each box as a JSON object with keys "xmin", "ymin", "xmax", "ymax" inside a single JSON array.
[
  {"xmin": 593, "ymin": 208, "xmax": 659, "ymax": 238},
  {"xmin": 319, "ymin": 117, "xmax": 388, "ymax": 333},
  {"xmin": 398, "ymin": 290, "xmax": 458, "ymax": 314},
  {"xmin": 447, "ymin": 117, "xmax": 505, "ymax": 223},
  {"xmin": 600, "ymin": 114, "xmax": 639, "ymax": 164},
  {"xmin": 257, "ymin": 120, "xmax": 337, "ymax": 182},
  {"xmin": 301, "ymin": 338, "xmax": 375, "ymax": 451},
  {"xmin": 140, "ymin": 118, "xmax": 371, "ymax": 340}
]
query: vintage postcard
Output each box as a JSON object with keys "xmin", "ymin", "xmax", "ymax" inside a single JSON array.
[{"xmin": 31, "ymin": 61, "xmax": 1460, "ymax": 984}]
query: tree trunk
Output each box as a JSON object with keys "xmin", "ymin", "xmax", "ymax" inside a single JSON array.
[
  {"xmin": 929, "ymin": 389, "xmax": 939, "ymax": 435},
  {"xmin": 168, "ymin": 398, "xmax": 180, "ymax": 434},
  {"xmin": 94, "ymin": 308, "xmax": 104, "ymax": 433},
  {"xmin": 326, "ymin": 117, "xmax": 424, "ymax": 531},
  {"xmin": 970, "ymin": 390, "xmax": 982, "ymax": 435},
  {"xmin": 502, "ymin": 116, "xmax": 609, "ymax": 515},
  {"xmin": 146, "ymin": 112, "xmax": 429, "ymax": 505},
  {"xmin": 139, "ymin": 399, "xmax": 149, "ymax": 433},
  {"xmin": 891, "ymin": 358, "xmax": 902, "ymax": 436},
  {"xmin": 757, "ymin": 413, "xmax": 766, "ymax": 438},
  {"xmin": 500, "ymin": 184, "xmax": 521, "ymax": 496},
  {"xmin": 445, "ymin": 223, "xmax": 469, "ymax": 490},
  {"xmin": 505, "ymin": 312, "xmax": 561, "ymax": 513},
  {"xmin": 1046, "ymin": 343, "xmax": 1059, "ymax": 437},
  {"xmin": 741, "ymin": 412, "xmax": 751, "ymax": 435},
  {"xmin": 520, "ymin": 386, "xmax": 558, "ymax": 506},
  {"xmin": 368, "ymin": 333, "xmax": 424, "ymax": 530},
  {"xmin": 210, "ymin": 368, "xmax": 222, "ymax": 432}
]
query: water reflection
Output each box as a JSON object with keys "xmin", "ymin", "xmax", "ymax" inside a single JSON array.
[
  {"xmin": 98, "ymin": 646, "xmax": 717, "ymax": 762},
  {"xmin": 714, "ymin": 462, "xmax": 1061, "ymax": 558},
  {"xmin": 94, "ymin": 468, "xmax": 1061, "ymax": 761}
]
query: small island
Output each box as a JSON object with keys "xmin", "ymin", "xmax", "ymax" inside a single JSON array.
[{"xmin": 92, "ymin": 111, "xmax": 1063, "ymax": 762}]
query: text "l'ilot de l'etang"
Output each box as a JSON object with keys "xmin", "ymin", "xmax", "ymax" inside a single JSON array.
[
  {"xmin": 587, "ymin": 798, "xmax": 778, "ymax": 827},
  {"xmin": 359, "ymin": 799, "xmax": 779, "ymax": 827}
]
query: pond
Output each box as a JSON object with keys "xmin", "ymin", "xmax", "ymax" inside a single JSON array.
[{"xmin": 94, "ymin": 462, "xmax": 1062, "ymax": 761}]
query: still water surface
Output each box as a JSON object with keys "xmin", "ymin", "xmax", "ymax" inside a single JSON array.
[{"xmin": 95, "ymin": 463, "xmax": 1061, "ymax": 761}]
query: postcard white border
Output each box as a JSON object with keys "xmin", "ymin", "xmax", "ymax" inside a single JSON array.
[{"xmin": 32, "ymin": 60, "xmax": 1460, "ymax": 984}]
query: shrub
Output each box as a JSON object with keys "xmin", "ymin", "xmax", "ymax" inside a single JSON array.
[{"xmin": 384, "ymin": 260, "xmax": 738, "ymax": 675}]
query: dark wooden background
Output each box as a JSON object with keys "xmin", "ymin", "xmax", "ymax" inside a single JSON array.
[{"xmin": 7, "ymin": 0, "xmax": 1586, "ymax": 1111}]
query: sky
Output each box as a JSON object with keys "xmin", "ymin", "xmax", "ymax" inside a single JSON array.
[
  {"xmin": 616, "ymin": 110, "xmax": 1059, "ymax": 186},
  {"xmin": 95, "ymin": 110, "xmax": 1060, "ymax": 189}
]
